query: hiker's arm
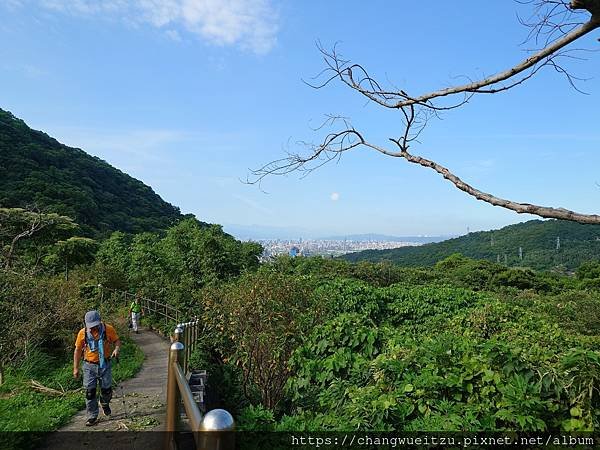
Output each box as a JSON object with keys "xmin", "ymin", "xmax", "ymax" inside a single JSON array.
[
  {"xmin": 73, "ymin": 347, "xmax": 82, "ymax": 378},
  {"xmin": 111, "ymin": 339, "xmax": 121, "ymax": 359},
  {"xmin": 73, "ymin": 330, "xmax": 84, "ymax": 378}
]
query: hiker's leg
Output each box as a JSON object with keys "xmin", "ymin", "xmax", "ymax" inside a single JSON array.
[
  {"xmin": 99, "ymin": 360, "xmax": 113, "ymax": 407},
  {"xmin": 131, "ymin": 312, "xmax": 138, "ymax": 332},
  {"xmin": 83, "ymin": 362, "xmax": 99, "ymax": 419}
]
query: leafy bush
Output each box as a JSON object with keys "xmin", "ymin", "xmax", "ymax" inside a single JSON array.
[
  {"xmin": 200, "ymin": 271, "xmax": 316, "ymax": 409},
  {"xmin": 95, "ymin": 218, "xmax": 263, "ymax": 310},
  {"xmin": 288, "ymin": 313, "xmax": 380, "ymax": 407},
  {"xmin": 0, "ymin": 270, "xmax": 100, "ymax": 380}
]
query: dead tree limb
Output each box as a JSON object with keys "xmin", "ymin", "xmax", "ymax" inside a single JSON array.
[
  {"xmin": 249, "ymin": 0, "xmax": 600, "ymax": 224},
  {"xmin": 365, "ymin": 141, "xmax": 600, "ymax": 224}
]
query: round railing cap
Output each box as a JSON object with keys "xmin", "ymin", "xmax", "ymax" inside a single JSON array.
[
  {"xmin": 170, "ymin": 341, "xmax": 184, "ymax": 351},
  {"xmin": 200, "ymin": 409, "xmax": 235, "ymax": 431},
  {"xmin": 174, "ymin": 327, "xmax": 183, "ymax": 334}
]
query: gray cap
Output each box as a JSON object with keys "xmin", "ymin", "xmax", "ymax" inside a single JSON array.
[{"xmin": 84, "ymin": 310, "xmax": 102, "ymax": 329}]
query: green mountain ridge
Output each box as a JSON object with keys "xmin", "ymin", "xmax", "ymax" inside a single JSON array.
[
  {"xmin": 0, "ymin": 108, "xmax": 182, "ymax": 235},
  {"xmin": 341, "ymin": 219, "xmax": 600, "ymax": 271}
]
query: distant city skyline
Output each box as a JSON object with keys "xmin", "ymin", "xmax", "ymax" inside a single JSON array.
[
  {"xmin": 258, "ymin": 237, "xmax": 422, "ymax": 259},
  {"xmin": 2, "ymin": 1, "xmax": 598, "ymax": 235}
]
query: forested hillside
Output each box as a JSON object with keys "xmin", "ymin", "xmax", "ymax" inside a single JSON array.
[
  {"xmin": 0, "ymin": 108, "xmax": 182, "ymax": 236},
  {"xmin": 342, "ymin": 220, "xmax": 600, "ymax": 271}
]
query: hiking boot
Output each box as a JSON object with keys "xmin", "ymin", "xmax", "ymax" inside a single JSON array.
[
  {"xmin": 85, "ymin": 417, "xmax": 98, "ymax": 426},
  {"xmin": 101, "ymin": 404, "xmax": 111, "ymax": 416}
]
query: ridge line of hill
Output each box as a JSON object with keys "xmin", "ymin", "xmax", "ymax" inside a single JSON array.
[
  {"xmin": 341, "ymin": 219, "xmax": 600, "ymax": 271},
  {"xmin": 0, "ymin": 108, "xmax": 183, "ymax": 236}
]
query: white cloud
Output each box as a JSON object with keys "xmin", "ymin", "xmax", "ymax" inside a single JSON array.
[
  {"xmin": 31, "ymin": 0, "xmax": 279, "ymax": 54},
  {"xmin": 330, "ymin": 192, "xmax": 339, "ymax": 201},
  {"xmin": 39, "ymin": 0, "xmax": 130, "ymax": 15},
  {"xmin": 3, "ymin": 0, "xmax": 26, "ymax": 9},
  {"xmin": 164, "ymin": 28, "xmax": 182, "ymax": 42}
]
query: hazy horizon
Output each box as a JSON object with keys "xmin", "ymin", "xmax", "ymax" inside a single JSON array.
[{"xmin": 222, "ymin": 222, "xmax": 465, "ymax": 241}]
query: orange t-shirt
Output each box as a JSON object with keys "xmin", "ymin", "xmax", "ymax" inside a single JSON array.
[{"xmin": 75, "ymin": 323, "xmax": 119, "ymax": 363}]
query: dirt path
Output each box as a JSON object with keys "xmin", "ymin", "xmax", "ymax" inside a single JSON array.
[{"xmin": 40, "ymin": 327, "xmax": 170, "ymax": 449}]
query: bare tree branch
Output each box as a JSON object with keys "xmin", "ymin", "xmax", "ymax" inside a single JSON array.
[
  {"xmin": 323, "ymin": 17, "xmax": 598, "ymax": 110},
  {"xmin": 373, "ymin": 142, "xmax": 600, "ymax": 224},
  {"xmin": 249, "ymin": 0, "xmax": 600, "ymax": 224}
]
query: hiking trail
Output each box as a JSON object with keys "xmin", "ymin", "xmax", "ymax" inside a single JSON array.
[{"xmin": 41, "ymin": 327, "xmax": 170, "ymax": 449}]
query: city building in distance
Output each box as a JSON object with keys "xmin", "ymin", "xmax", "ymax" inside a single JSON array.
[{"xmin": 255, "ymin": 238, "xmax": 424, "ymax": 259}]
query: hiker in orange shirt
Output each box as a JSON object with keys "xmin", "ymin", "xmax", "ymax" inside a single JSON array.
[{"xmin": 73, "ymin": 310, "xmax": 121, "ymax": 426}]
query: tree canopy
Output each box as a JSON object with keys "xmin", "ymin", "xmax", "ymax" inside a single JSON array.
[{"xmin": 0, "ymin": 108, "xmax": 182, "ymax": 236}]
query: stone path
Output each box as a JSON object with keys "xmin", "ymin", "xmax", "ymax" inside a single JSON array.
[{"xmin": 40, "ymin": 327, "xmax": 170, "ymax": 450}]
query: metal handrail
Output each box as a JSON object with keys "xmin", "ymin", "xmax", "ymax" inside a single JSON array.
[
  {"xmin": 165, "ymin": 322, "xmax": 234, "ymax": 450},
  {"xmin": 174, "ymin": 363, "xmax": 203, "ymax": 431},
  {"xmin": 96, "ymin": 286, "xmax": 233, "ymax": 448}
]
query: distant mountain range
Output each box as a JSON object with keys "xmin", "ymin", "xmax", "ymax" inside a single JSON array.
[
  {"xmin": 341, "ymin": 219, "xmax": 600, "ymax": 271},
  {"xmin": 0, "ymin": 108, "xmax": 182, "ymax": 236},
  {"xmin": 319, "ymin": 233, "xmax": 450, "ymax": 243},
  {"xmin": 223, "ymin": 224, "xmax": 450, "ymax": 243}
]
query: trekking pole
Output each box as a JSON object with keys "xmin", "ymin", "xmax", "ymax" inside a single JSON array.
[
  {"xmin": 119, "ymin": 384, "xmax": 129, "ymax": 419},
  {"xmin": 114, "ymin": 356, "xmax": 130, "ymax": 419}
]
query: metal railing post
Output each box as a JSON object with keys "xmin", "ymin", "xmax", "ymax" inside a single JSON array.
[
  {"xmin": 191, "ymin": 321, "xmax": 194, "ymax": 352},
  {"xmin": 187, "ymin": 323, "xmax": 192, "ymax": 370},
  {"xmin": 182, "ymin": 324, "xmax": 190, "ymax": 374},
  {"xmin": 193, "ymin": 319, "xmax": 198, "ymax": 351},
  {"xmin": 174, "ymin": 325, "xmax": 183, "ymax": 343},
  {"xmin": 165, "ymin": 341, "xmax": 184, "ymax": 449},
  {"xmin": 190, "ymin": 321, "xmax": 195, "ymax": 351},
  {"xmin": 197, "ymin": 409, "xmax": 236, "ymax": 450},
  {"xmin": 196, "ymin": 319, "xmax": 200, "ymax": 344}
]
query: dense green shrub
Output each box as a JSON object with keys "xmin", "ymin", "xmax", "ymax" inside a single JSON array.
[
  {"xmin": 200, "ymin": 271, "xmax": 317, "ymax": 409},
  {"xmin": 281, "ymin": 291, "xmax": 600, "ymax": 431},
  {"xmin": 95, "ymin": 218, "xmax": 263, "ymax": 309},
  {"xmin": 0, "ymin": 270, "xmax": 101, "ymax": 377}
]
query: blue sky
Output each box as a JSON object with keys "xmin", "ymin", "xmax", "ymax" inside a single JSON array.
[{"xmin": 1, "ymin": 1, "xmax": 599, "ymax": 237}]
